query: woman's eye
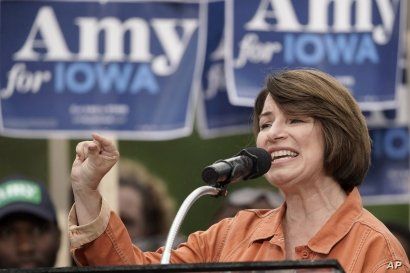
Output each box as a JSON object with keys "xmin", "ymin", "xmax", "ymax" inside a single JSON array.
[
  {"xmin": 259, "ymin": 123, "xmax": 271, "ymax": 130},
  {"xmin": 289, "ymin": 119, "xmax": 303, "ymax": 124}
]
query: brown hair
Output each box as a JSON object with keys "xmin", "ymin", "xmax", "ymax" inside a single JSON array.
[
  {"xmin": 119, "ymin": 158, "xmax": 175, "ymax": 236},
  {"xmin": 253, "ymin": 69, "xmax": 371, "ymax": 192}
]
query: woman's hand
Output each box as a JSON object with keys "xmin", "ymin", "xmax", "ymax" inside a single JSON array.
[
  {"xmin": 71, "ymin": 133, "xmax": 119, "ymax": 225},
  {"xmin": 71, "ymin": 133, "xmax": 119, "ymax": 192}
]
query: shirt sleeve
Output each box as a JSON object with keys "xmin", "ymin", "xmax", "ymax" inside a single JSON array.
[
  {"xmin": 68, "ymin": 197, "xmax": 110, "ymax": 248},
  {"xmin": 68, "ymin": 197, "xmax": 233, "ymax": 266},
  {"xmin": 361, "ymin": 230, "xmax": 410, "ymax": 273}
]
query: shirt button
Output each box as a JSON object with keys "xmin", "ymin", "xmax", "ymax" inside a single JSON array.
[{"xmin": 301, "ymin": 249, "xmax": 309, "ymax": 258}]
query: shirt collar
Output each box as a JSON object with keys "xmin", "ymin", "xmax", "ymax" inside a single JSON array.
[
  {"xmin": 249, "ymin": 202, "xmax": 287, "ymax": 244},
  {"xmin": 307, "ymin": 187, "xmax": 363, "ymax": 254},
  {"xmin": 248, "ymin": 187, "xmax": 363, "ymax": 254}
]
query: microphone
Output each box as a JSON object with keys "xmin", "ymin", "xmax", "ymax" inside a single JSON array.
[{"xmin": 201, "ymin": 147, "xmax": 271, "ymax": 186}]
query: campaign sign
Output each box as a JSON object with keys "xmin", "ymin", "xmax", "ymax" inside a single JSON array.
[
  {"xmin": 361, "ymin": 127, "xmax": 410, "ymax": 204},
  {"xmin": 0, "ymin": 0, "xmax": 203, "ymax": 140},
  {"xmin": 197, "ymin": 0, "xmax": 253, "ymax": 139},
  {"xmin": 225, "ymin": 0, "xmax": 405, "ymax": 110}
]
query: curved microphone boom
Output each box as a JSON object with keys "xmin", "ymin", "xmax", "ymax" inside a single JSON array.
[
  {"xmin": 162, "ymin": 147, "xmax": 271, "ymax": 264},
  {"xmin": 201, "ymin": 147, "xmax": 271, "ymax": 186}
]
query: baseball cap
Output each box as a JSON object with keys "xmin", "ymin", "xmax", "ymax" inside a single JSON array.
[{"xmin": 0, "ymin": 178, "xmax": 57, "ymax": 223}]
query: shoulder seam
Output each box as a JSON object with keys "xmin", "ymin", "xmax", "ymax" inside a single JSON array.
[
  {"xmin": 348, "ymin": 226, "xmax": 371, "ymax": 272},
  {"xmin": 355, "ymin": 219, "xmax": 398, "ymax": 259}
]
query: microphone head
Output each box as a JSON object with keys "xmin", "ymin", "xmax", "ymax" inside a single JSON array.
[
  {"xmin": 239, "ymin": 147, "xmax": 271, "ymax": 180},
  {"xmin": 201, "ymin": 166, "xmax": 222, "ymax": 185},
  {"xmin": 201, "ymin": 147, "xmax": 271, "ymax": 186}
]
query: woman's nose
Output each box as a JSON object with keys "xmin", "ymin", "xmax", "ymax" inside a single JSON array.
[{"xmin": 267, "ymin": 122, "xmax": 287, "ymax": 141}]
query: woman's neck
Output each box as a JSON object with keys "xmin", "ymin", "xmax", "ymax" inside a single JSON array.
[
  {"xmin": 283, "ymin": 176, "xmax": 346, "ymax": 223},
  {"xmin": 281, "ymin": 177, "xmax": 347, "ymax": 258}
]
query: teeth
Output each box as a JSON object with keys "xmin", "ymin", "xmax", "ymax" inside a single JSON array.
[{"xmin": 271, "ymin": 150, "xmax": 298, "ymax": 160}]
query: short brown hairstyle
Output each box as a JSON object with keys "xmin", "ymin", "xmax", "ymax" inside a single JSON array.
[{"xmin": 253, "ymin": 69, "xmax": 371, "ymax": 192}]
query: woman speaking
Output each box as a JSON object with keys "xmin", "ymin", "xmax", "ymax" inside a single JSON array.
[{"xmin": 68, "ymin": 69, "xmax": 409, "ymax": 273}]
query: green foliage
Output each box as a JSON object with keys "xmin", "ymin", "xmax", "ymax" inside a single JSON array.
[
  {"xmin": 0, "ymin": 134, "xmax": 408, "ymax": 236},
  {"xmin": 0, "ymin": 137, "xmax": 48, "ymax": 183},
  {"xmin": 365, "ymin": 204, "xmax": 409, "ymax": 227}
]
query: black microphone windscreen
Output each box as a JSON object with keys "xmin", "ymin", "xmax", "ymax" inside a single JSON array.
[{"xmin": 242, "ymin": 147, "xmax": 271, "ymax": 179}]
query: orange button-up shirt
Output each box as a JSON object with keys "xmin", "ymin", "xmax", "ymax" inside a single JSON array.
[{"xmin": 69, "ymin": 188, "xmax": 409, "ymax": 273}]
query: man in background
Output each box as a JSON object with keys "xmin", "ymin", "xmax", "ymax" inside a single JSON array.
[{"xmin": 0, "ymin": 177, "xmax": 61, "ymax": 268}]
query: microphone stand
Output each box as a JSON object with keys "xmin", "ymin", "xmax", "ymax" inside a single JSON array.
[{"xmin": 160, "ymin": 185, "xmax": 226, "ymax": 264}]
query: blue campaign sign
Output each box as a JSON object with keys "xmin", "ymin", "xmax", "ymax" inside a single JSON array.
[
  {"xmin": 0, "ymin": 0, "xmax": 204, "ymax": 140},
  {"xmin": 225, "ymin": 0, "xmax": 405, "ymax": 110},
  {"xmin": 196, "ymin": 0, "xmax": 253, "ymax": 139},
  {"xmin": 360, "ymin": 127, "xmax": 410, "ymax": 204}
]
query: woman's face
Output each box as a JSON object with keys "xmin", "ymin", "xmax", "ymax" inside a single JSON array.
[{"xmin": 256, "ymin": 95, "xmax": 326, "ymax": 191}]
